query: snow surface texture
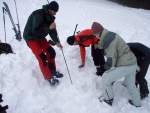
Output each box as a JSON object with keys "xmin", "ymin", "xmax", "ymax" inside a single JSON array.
[{"xmin": 0, "ymin": 0, "xmax": 150, "ymax": 113}]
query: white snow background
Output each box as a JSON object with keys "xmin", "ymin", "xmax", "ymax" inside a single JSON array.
[{"xmin": 0, "ymin": 0, "xmax": 150, "ymax": 113}]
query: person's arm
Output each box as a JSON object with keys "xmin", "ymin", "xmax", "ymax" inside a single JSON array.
[
  {"xmin": 49, "ymin": 28, "xmax": 60, "ymax": 44},
  {"xmin": 104, "ymin": 44, "xmax": 117, "ymax": 70},
  {"xmin": 79, "ymin": 45, "xmax": 86, "ymax": 68}
]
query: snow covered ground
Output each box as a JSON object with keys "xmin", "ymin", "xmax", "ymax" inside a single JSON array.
[{"xmin": 0, "ymin": 0, "xmax": 150, "ymax": 113}]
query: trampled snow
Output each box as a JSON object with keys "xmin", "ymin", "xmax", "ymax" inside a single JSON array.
[{"xmin": 0, "ymin": 0, "xmax": 150, "ymax": 113}]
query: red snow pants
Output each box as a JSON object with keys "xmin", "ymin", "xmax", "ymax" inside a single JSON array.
[{"xmin": 27, "ymin": 38, "xmax": 56, "ymax": 80}]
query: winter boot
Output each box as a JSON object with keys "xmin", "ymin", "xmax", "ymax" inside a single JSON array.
[
  {"xmin": 48, "ymin": 77, "xmax": 59, "ymax": 86},
  {"xmin": 139, "ymin": 82, "xmax": 149, "ymax": 99},
  {"xmin": 128, "ymin": 100, "xmax": 141, "ymax": 107},
  {"xmin": 99, "ymin": 96, "xmax": 113, "ymax": 106},
  {"xmin": 141, "ymin": 93, "xmax": 148, "ymax": 99},
  {"xmin": 51, "ymin": 70, "xmax": 63, "ymax": 78},
  {"xmin": 103, "ymin": 99, "xmax": 113, "ymax": 106}
]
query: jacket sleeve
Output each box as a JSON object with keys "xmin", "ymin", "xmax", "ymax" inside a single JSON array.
[
  {"xmin": 104, "ymin": 42, "xmax": 117, "ymax": 70},
  {"xmin": 49, "ymin": 29, "xmax": 60, "ymax": 44},
  {"xmin": 79, "ymin": 45, "xmax": 86, "ymax": 63},
  {"xmin": 32, "ymin": 14, "xmax": 50, "ymax": 38}
]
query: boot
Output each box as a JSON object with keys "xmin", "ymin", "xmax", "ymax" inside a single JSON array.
[
  {"xmin": 51, "ymin": 70, "xmax": 63, "ymax": 78},
  {"xmin": 128, "ymin": 100, "xmax": 141, "ymax": 107},
  {"xmin": 99, "ymin": 96, "xmax": 113, "ymax": 106},
  {"xmin": 48, "ymin": 77, "xmax": 59, "ymax": 86},
  {"xmin": 139, "ymin": 82, "xmax": 149, "ymax": 99}
]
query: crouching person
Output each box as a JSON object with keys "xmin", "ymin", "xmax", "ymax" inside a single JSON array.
[
  {"xmin": 128, "ymin": 42, "xmax": 150, "ymax": 99},
  {"xmin": 91, "ymin": 22, "xmax": 141, "ymax": 107},
  {"xmin": 67, "ymin": 29, "xmax": 105, "ymax": 76}
]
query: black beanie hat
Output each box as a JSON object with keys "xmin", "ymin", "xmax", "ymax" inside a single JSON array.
[
  {"xmin": 49, "ymin": 1, "xmax": 59, "ymax": 12},
  {"xmin": 67, "ymin": 36, "xmax": 75, "ymax": 45}
]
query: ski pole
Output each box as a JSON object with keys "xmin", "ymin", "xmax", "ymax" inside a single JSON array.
[
  {"xmin": 3, "ymin": 2, "xmax": 21, "ymax": 41},
  {"xmin": 14, "ymin": 0, "xmax": 19, "ymax": 29},
  {"xmin": 2, "ymin": 7, "xmax": 7, "ymax": 43},
  {"xmin": 14, "ymin": 0, "xmax": 22, "ymax": 41},
  {"xmin": 56, "ymin": 35, "xmax": 73, "ymax": 84},
  {"xmin": 73, "ymin": 24, "xmax": 78, "ymax": 35},
  {"xmin": 61, "ymin": 24, "xmax": 79, "ymax": 84},
  {"xmin": 61, "ymin": 49, "xmax": 73, "ymax": 84},
  {"xmin": 47, "ymin": 0, "xmax": 49, "ymax": 4}
]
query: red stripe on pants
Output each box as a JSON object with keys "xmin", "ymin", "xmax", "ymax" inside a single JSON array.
[{"xmin": 27, "ymin": 38, "xmax": 55, "ymax": 80}]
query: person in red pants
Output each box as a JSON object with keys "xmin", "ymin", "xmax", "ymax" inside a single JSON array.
[{"xmin": 23, "ymin": 1, "xmax": 63, "ymax": 86}]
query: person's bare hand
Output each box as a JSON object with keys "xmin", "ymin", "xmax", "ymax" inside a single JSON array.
[
  {"xmin": 56, "ymin": 43, "xmax": 63, "ymax": 49},
  {"xmin": 79, "ymin": 62, "xmax": 85, "ymax": 68},
  {"xmin": 49, "ymin": 23, "xmax": 56, "ymax": 29}
]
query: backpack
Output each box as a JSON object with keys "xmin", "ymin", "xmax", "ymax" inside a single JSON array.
[
  {"xmin": 0, "ymin": 43, "xmax": 13, "ymax": 54},
  {"xmin": 0, "ymin": 94, "xmax": 8, "ymax": 113}
]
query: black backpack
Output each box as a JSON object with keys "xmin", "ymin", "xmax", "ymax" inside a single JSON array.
[
  {"xmin": 0, "ymin": 94, "xmax": 8, "ymax": 113},
  {"xmin": 0, "ymin": 43, "xmax": 13, "ymax": 54}
]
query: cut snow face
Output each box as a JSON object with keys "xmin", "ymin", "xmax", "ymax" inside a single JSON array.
[{"xmin": 0, "ymin": 0, "xmax": 150, "ymax": 113}]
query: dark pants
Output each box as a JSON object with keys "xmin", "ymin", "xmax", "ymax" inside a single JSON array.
[
  {"xmin": 91, "ymin": 45, "xmax": 105, "ymax": 66},
  {"xmin": 136, "ymin": 57, "xmax": 150, "ymax": 95}
]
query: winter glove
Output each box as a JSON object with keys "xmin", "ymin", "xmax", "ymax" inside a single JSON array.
[
  {"xmin": 104, "ymin": 57, "xmax": 112, "ymax": 71},
  {"xmin": 48, "ymin": 40, "xmax": 55, "ymax": 46},
  {"xmin": 79, "ymin": 62, "xmax": 85, "ymax": 68},
  {"xmin": 136, "ymin": 65, "xmax": 141, "ymax": 73},
  {"xmin": 48, "ymin": 77, "xmax": 59, "ymax": 86},
  {"xmin": 96, "ymin": 65, "xmax": 106, "ymax": 76},
  {"xmin": 96, "ymin": 71, "xmax": 105, "ymax": 76}
]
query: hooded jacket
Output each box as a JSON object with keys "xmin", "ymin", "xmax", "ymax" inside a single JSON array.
[
  {"xmin": 97, "ymin": 29, "xmax": 136, "ymax": 70},
  {"xmin": 75, "ymin": 29, "xmax": 98, "ymax": 63},
  {"xmin": 128, "ymin": 42, "xmax": 150, "ymax": 65},
  {"xmin": 23, "ymin": 5, "xmax": 59, "ymax": 43}
]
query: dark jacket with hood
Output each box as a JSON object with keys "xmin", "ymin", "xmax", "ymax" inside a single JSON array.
[
  {"xmin": 128, "ymin": 42, "xmax": 150, "ymax": 66},
  {"xmin": 23, "ymin": 5, "xmax": 59, "ymax": 43}
]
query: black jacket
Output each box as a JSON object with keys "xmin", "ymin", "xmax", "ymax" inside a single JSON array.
[
  {"xmin": 128, "ymin": 42, "xmax": 150, "ymax": 65},
  {"xmin": 23, "ymin": 5, "xmax": 59, "ymax": 43}
]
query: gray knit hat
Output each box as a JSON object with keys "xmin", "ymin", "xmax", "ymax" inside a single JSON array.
[{"xmin": 91, "ymin": 22, "xmax": 104, "ymax": 35}]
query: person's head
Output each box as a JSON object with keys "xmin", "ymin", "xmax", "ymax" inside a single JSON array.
[
  {"xmin": 48, "ymin": 1, "xmax": 59, "ymax": 16},
  {"xmin": 67, "ymin": 36, "xmax": 78, "ymax": 45},
  {"xmin": 91, "ymin": 22, "xmax": 104, "ymax": 38}
]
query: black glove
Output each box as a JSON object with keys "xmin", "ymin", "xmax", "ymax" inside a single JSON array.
[
  {"xmin": 96, "ymin": 65, "xmax": 105, "ymax": 76},
  {"xmin": 48, "ymin": 40, "xmax": 55, "ymax": 46}
]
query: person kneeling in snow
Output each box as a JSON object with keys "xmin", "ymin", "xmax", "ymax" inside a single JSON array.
[
  {"xmin": 128, "ymin": 42, "xmax": 150, "ymax": 99},
  {"xmin": 91, "ymin": 22, "xmax": 141, "ymax": 107},
  {"xmin": 67, "ymin": 29, "xmax": 105, "ymax": 76},
  {"xmin": 23, "ymin": 1, "xmax": 63, "ymax": 86}
]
